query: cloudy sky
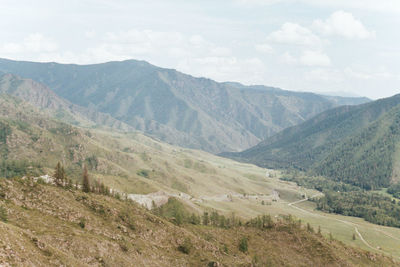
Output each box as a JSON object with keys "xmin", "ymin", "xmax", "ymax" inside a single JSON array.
[{"xmin": 0, "ymin": 0, "xmax": 399, "ymax": 99}]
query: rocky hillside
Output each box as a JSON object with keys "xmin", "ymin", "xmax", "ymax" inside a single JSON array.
[
  {"xmin": 0, "ymin": 73, "xmax": 134, "ymax": 131},
  {"xmin": 225, "ymin": 94, "xmax": 400, "ymax": 190},
  {"xmin": 0, "ymin": 94, "xmax": 278, "ymax": 196},
  {"xmin": 0, "ymin": 178, "xmax": 395, "ymax": 266},
  {"xmin": 0, "ymin": 58, "xmax": 369, "ymax": 153}
]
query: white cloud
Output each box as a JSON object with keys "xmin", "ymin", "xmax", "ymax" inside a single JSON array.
[
  {"xmin": 300, "ymin": 50, "xmax": 331, "ymax": 66},
  {"xmin": 1, "ymin": 30, "xmax": 265, "ymax": 85},
  {"xmin": 305, "ymin": 66, "xmax": 397, "ymax": 84},
  {"xmin": 0, "ymin": 33, "xmax": 58, "ymax": 55},
  {"xmin": 281, "ymin": 50, "xmax": 331, "ymax": 67},
  {"xmin": 305, "ymin": 68, "xmax": 344, "ymax": 82},
  {"xmin": 313, "ymin": 11, "xmax": 375, "ymax": 39},
  {"xmin": 0, "ymin": 43, "xmax": 23, "ymax": 54},
  {"xmin": 281, "ymin": 52, "xmax": 297, "ymax": 65},
  {"xmin": 96, "ymin": 30, "xmax": 232, "ymax": 61},
  {"xmin": 344, "ymin": 67, "xmax": 395, "ymax": 80},
  {"xmin": 24, "ymin": 34, "xmax": 58, "ymax": 52},
  {"xmin": 255, "ymin": 43, "xmax": 273, "ymax": 53},
  {"xmin": 234, "ymin": 0, "xmax": 400, "ymax": 14},
  {"xmin": 85, "ymin": 30, "xmax": 96, "ymax": 38},
  {"xmin": 235, "ymin": 0, "xmax": 282, "ymax": 5},
  {"xmin": 267, "ymin": 23, "xmax": 322, "ymax": 46},
  {"xmin": 177, "ymin": 56, "xmax": 267, "ymax": 84}
]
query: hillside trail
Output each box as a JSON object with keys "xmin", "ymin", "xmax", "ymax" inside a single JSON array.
[{"xmin": 288, "ymin": 193, "xmax": 400, "ymax": 259}]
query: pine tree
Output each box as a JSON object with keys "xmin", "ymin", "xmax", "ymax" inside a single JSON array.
[
  {"xmin": 307, "ymin": 223, "xmax": 314, "ymax": 233},
  {"xmin": 67, "ymin": 179, "xmax": 73, "ymax": 189},
  {"xmin": 93, "ymin": 179, "xmax": 100, "ymax": 193},
  {"xmin": 210, "ymin": 211, "xmax": 219, "ymax": 226},
  {"xmin": 54, "ymin": 162, "xmax": 63, "ymax": 186},
  {"xmin": 60, "ymin": 166, "xmax": 65, "ymax": 186},
  {"xmin": 329, "ymin": 232, "xmax": 334, "ymax": 241},
  {"xmin": 100, "ymin": 182, "xmax": 106, "ymax": 195},
  {"xmin": 189, "ymin": 213, "xmax": 200, "ymax": 225},
  {"xmin": 82, "ymin": 165, "xmax": 90, "ymax": 193},
  {"xmin": 202, "ymin": 211, "xmax": 209, "ymax": 225}
]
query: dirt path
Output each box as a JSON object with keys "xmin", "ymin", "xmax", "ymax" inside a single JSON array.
[
  {"xmin": 287, "ymin": 193, "xmax": 399, "ymax": 257},
  {"xmin": 354, "ymin": 227, "xmax": 376, "ymax": 251}
]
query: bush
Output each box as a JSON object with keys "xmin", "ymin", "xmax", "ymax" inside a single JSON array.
[
  {"xmin": 239, "ymin": 237, "xmax": 248, "ymax": 253},
  {"xmin": 118, "ymin": 208, "xmax": 136, "ymax": 230},
  {"xmin": 154, "ymin": 197, "xmax": 189, "ymax": 225},
  {"xmin": 78, "ymin": 217, "xmax": 85, "ymax": 228},
  {"xmin": 178, "ymin": 237, "xmax": 193, "ymax": 254},
  {"xmin": 0, "ymin": 206, "xmax": 8, "ymax": 222},
  {"xmin": 136, "ymin": 169, "xmax": 150, "ymax": 178}
]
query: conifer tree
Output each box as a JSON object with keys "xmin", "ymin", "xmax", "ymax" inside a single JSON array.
[
  {"xmin": 54, "ymin": 162, "xmax": 65, "ymax": 186},
  {"xmin": 82, "ymin": 165, "xmax": 90, "ymax": 193},
  {"xmin": 100, "ymin": 182, "xmax": 106, "ymax": 195},
  {"xmin": 67, "ymin": 178, "xmax": 73, "ymax": 189},
  {"xmin": 202, "ymin": 211, "xmax": 209, "ymax": 225},
  {"xmin": 61, "ymin": 166, "xmax": 65, "ymax": 186}
]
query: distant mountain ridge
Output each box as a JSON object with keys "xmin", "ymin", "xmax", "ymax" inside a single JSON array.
[
  {"xmin": 225, "ymin": 94, "xmax": 400, "ymax": 189},
  {"xmin": 0, "ymin": 58, "xmax": 369, "ymax": 153},
  {"xmin": 0, "ymin": 73, "xmax": 135, "ymax": 131}
]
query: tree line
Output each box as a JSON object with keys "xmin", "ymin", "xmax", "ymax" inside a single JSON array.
[
  {"xmin": 283, "ymin": 171, "xmax": 400, "ymax": 228},
  {"xmin": 317, "ymin": 191, "xmax": 400, "ymax": 227},
  {"xmin": 52, "ymin": 162, "xmax": 115, "ymax": 197}
]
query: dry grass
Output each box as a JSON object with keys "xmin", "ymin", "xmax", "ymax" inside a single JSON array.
[{"xmin": 0, "ymin": 178, "xmax": 396, "ymax": 266}]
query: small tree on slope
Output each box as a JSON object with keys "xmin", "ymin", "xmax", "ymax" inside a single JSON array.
[
  {"xmin": 54, "ymin": 162, "xmax": 65, "ymax": 186},
  {"xmin": 82, "ymin": 165, "xmax": 90, "ymax": 193}
]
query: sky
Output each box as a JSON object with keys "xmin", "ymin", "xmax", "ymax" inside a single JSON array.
[{"xmin": 0, "ymin": 0, "xmax": 399, "ymax": 99}]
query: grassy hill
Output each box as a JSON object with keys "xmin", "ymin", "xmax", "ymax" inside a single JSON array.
[
  {"xmin": 0, "ymin": 178, "xmax": 396, "ymax": 266},
  {"xmin": 0, "ymin": 93, "xmax": 282, "ymax": 196},
  {"xmin": 225, "ymin": 94, "xmax": 400, "ymax": 189},
  {"xmin": 3, "ymin": 93, "xmax": 400, "ymax": 260},
  {"xmin": 0, "ymin": 58, "xmax": 369, "ymax": 153}
]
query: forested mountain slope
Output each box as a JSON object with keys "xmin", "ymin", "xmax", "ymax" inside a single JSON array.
[
  {"xmin": 225, "ymin": 94, "xmax": 400, "ymax": 189},
  {"xmin": 0, "ymin": 58, "xmax": 369, "ymax": 153}
]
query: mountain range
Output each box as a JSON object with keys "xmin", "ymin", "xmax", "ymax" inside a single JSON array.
[
  {"xmin": 0, "ymin": 73, "xmax": 135, "ymax": 131},
  {"xmin": 1, "ymin": 58, "xmax": 400, "ymax": 262},
  {"xmin": 225, "ymin": 94, "xmax": 400, "ymax": 189},
  {"xmin": 0, "ymin": 58, "xmax": 369, "ymax": 153}
]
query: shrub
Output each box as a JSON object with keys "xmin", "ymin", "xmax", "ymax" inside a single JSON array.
[
  {"xmin": 0, "ymin": 206, "xmax": 8, "ymax": 222},
  {"xmin": 78, "ymin": 217, "xmax": 85, "ymax": 228},
  {"xmin": 136, "ymin": 169, "xmax": 150, "ymax": 178},
  {"xmin": 178, "ymin": 237, "xmax": 193, "ymax": 254},
  {"xmin": 154, "ymin": 198, "xmax": 189, "ymax": 225},
  {"xmin": 118, "ymin": 209, "xmax": 136, "ymax": 230},
  {"xmin": 223, "ymin": 244, "xmax": 228, "ymax": 254},
  {"xmin": 239, "ymin": 237, "xmax": 248, "ymax": 253}
]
